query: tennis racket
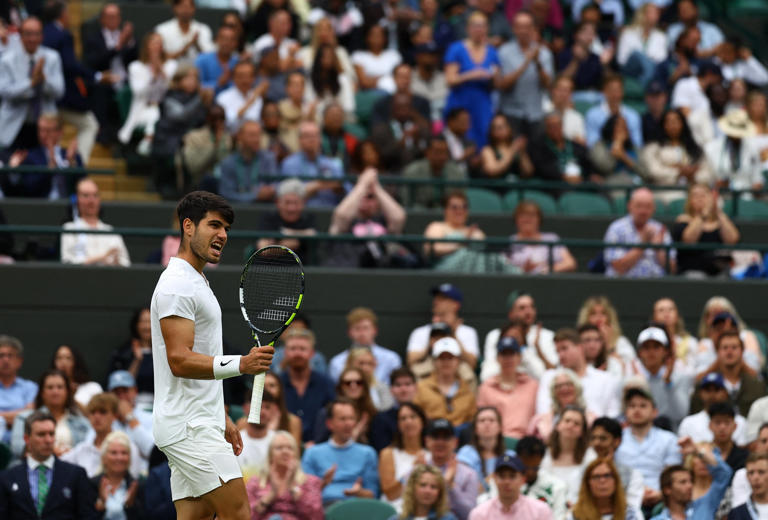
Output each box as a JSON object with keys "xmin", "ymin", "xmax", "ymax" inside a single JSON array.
[{"xmin": 239, "ymin": 245, "xmax": 305, "ymax": 424}]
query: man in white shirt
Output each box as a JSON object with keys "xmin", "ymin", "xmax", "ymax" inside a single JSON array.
[
  {"xmin": 216, "ymin": 61, "xmax": 267, "ymax": 134},
  {"xmin": 155, "ymin": 0, "xmax": 214, "ymax": 62},
  {"xmin": 150, "ymin": 191, "xmax": 273, "ymax": 518},
  {"xmin": 536, "ymin": 328, "xmax": 621, "ymax": 417},
  {"xmin": 481, "ymin": 292, "xmax": 556, "ymax": 381},
  {"xmin": 406, "ymin": 284, "xmax": 478, "ymax": 369},
  {"xmin": 732, "ymin": 423, "xmax": 768, "ymax": 509},
  {"xmin": 729, "ymin": 453, "xmax": 768, "ymax": 519},
  {"xmin": 237, "ymin": 390, "xmax": 278, "ymax": 479},
  {"xmin": 671, "ymin": 61, "xmax": 722, "ymax": 116},
  {"xmin": 251, "ymin": 9, "xmax": 299, "ymax": 71},
  {"xmin": 678, "ymin": 372, "xmax": 748, "ymax": 444}
]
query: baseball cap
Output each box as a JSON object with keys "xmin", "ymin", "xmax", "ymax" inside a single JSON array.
[
  {"xmin": 699, "ymin": 372, "xmax": 726, "ymax": 390},
  {"xmin": 108, "ymin": 370, "xmax": 136, "ymax": 391},
  {"xmin": 495, "ymin": 453, "xmax": 525, "ymax": 473},
  {"xmin": 645, "ymin": 80, "xmax": 665, "ymax": 96},
  {"xmin": 427, "ymin": 418, "xmax": 454, "ymax": 436},
  {"xmin": 432, "ymin": 337, "xmax": 461, "ymax": 358},
  {"xmin": 712, "ymin": 312, "xmax": 738, "ymax": 326},
  {"xmin": 623, "ymin": 385, "xmax": 654, "ymax": 406},
  {"xmin": 497, "ymin": 336, "xmax": 522, "ymax": 355},
  {"xmin": 430, "ymin": 322, "xmax": 452, "ymax": 336},
  {"xmin": 431, "ymin": 283, "xmax": 463, "ymax": 303},
  {"xmin": 637, "ymin": 326, "xmax": 668, "ymax": 347}
]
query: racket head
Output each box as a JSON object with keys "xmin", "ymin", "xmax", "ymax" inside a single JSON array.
[{"xmin": 239, "ymin": 245, "xmax": 305, "ymax": 344}]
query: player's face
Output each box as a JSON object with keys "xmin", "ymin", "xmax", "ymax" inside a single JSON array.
[
  {"xmin": 414, "ymin": 472, "xmax": 441, "ymax": 509},
  {"xmin": 188, "ymin": 211, "xmax": 230, "ymax": 264},
  {"xmin": 748, "ymin": 460, "xmax": 768, "ymax": 495},
  {"xmin": 25, "ymin": 420, "xmax": 56, "ymax": 461},
  {"xmin": 103, "ymin": 440, "xmax": 131, "ymax": 475}
]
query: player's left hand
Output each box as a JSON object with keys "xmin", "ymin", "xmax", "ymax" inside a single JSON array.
[{"xmin": 225, "ymin": 416, "xmax": 243, "ymax": 455}]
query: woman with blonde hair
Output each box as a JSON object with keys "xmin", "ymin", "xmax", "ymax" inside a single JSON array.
[
  {"xmin": 246, "ymin": 430, "xmax": 324, "ymax": 519},
  {"xmin": 568, "ymin": 458, "xmax": 637, "ymax": 520},
  {"xmin": 387, "ymin": 464, "xmax": 457, "ymax": 520},
  {"xmin": 297, "ymin": 17, "xmax": 354, "ymax": 79},
  {"xmin": 616, "ymin": 1, "xmax": 667, "ymax": 86},
  {"xmin": 652, "ymin": 297, "xmax": 698, "ymax": 370},
  {"xmin": 92, "ymin": 431, "xmax": 142, "ymax": 519},
  {"xmin": 694, "ymin": 296, "xmax": 763, "ymax": 374},
  {"xmin": 344, "ymin": 347, "xmax": 394, "ymax": 411},
  {"xmin": 528, "ymin": 368, "xmax": 596, "ymax": 441},
  {"xmin": 576, "ymin": 296, "xmax": 636, "ymax": 365}
]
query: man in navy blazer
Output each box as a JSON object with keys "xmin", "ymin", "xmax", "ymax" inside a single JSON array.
[
  {"xmin": 0, "ymin": 410, "xmax": 98, "ymax": 520},
  {"xmin": 42, "ymin": 0, "xmax": 108, "ymax": 163}
]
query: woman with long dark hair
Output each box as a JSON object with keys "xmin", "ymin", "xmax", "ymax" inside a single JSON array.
[
  {"xmin": 308, "ymin": 43, "xmax": 355, "ymax": 117},
  {"xmin": 50, "ymin": 344, "xmax": 103, "ymax": 408},
  {"xmin": 590, "ymin": 114, "xmax": 643, "ymax": 178},
  {"xmin": 108, "ymin": 308, "xmax": 154, "ymax": 402},
  {"xmin": 312, "ymin": 367, "xmax": 377, "ymax": 443},
  {"xmin": 456, "ymin": 407, "xmax": 510, "ymax": 490},
  {"xmin": 379, "ymin": 402, "xmax": 428, "ymax": 512}
]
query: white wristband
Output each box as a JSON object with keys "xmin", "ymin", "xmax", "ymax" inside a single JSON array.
[{"xmin": 213, "ymin": 355, "xmax": 242, "ymax": 379}]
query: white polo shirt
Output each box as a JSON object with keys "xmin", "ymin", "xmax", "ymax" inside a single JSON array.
[
  {"xmin": 677, "ymin": 409, "xmax": 747, "ymax": 445},
  {"xmin": 151, "ymin": 257, "xmax": 225, "ymax": 448},
  {"xmin": 406, "ymin": 323, "xmax": 479, "ymax": 357}
]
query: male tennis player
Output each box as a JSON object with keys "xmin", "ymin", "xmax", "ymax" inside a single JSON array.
[{"xmin": 150, "ymin": 191, "xmax": 274, "ymax": 519}]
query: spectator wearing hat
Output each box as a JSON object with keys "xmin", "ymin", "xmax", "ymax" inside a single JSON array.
[
  {"xmin": 691, "ymin": 331, "xmax": 765, "ymax": 418},
  {"xmin": 410, "ymin": 42, "xmax": 448, "ymax": 123},
  {"xmin": 642, "ymin": 81, "xmax": 669, "ymax": 144},
  {"xmin": 425, "ymin": 418, "xmax": 479, "ymax": 520},
  {"xmin": 705, "ymin": 109, "xmax": 764, "ymax": 193},
  {"xmin": 477, "ymin": 337, "xmax": 538, "ymax": 439},
  {"xmin": 634, "ymin": 324, "xmax": 695, "ymax": 430},
  {"xmin": 615, "ymin": 387, "xmax": 682, "ymax": 508},
  {"xmin": 106, "ymin": 370, "xmax": 153, "ymax": 466},
  {"xmin": 329, "ymin": 307, "xmax": 402, "ymax": 383},
  {"xmin": 414, "ymin": 337, "xmax": 476, "ymax": 427},
  {"xmin": 678, "ymin": 372, "xmax": 748, "ymax": 445},
  {"xmin": 406, "ymin": 284, "xmax": 479, "ymax": 370},
  {"xmin": 482, "ymin": 292, "xmax": 557, "ymax": 381},
  {"xmin": 468, "ymin": 453, "xmax": 551, "ymax": 519}
]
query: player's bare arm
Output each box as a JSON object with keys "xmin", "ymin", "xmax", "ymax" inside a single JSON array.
[{"xmin": 161, "ymin": 316, "xmax": 274, "ymax": 379}]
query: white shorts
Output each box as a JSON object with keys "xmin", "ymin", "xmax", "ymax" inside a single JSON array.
[{"xmin": 160, "ymin": 424, "xmax": 243, "ymax": 501}]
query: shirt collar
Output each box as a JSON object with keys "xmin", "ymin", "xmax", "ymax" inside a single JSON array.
[
  {"xmin": 329, "ymin": 437, "xmax": 355, "ymax": 448},
  {"xmin": 27, "ymin": 454, "xmax": 54, "ymax": 470}
]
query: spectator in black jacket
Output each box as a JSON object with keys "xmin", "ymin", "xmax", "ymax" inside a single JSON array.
[{"xmin": 528, "ymin": 112, "xmax": 593, "ymax": 183}]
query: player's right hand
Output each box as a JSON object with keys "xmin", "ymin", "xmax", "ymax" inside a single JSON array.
[{"xmin": 240, "ymin": 345, "xmax": 274, "ymax": 375}]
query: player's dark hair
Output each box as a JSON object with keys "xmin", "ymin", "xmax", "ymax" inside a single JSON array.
[
  {"xmin": 708, "ymin": 401, "xmax": 736, "ymax": 420},
  {"xmin": 390, "ymin": 367, "xmax": 416, "ymax": 386},
  {"xmin": 516, "ymin": 435, "xmax": 546, "ymax": 458},
  {"xmin": 176, "ymin": 191, "xmax": 234, "ymax": 239},
  {"xmin": 391, "ymin": 402, "xmax": 426, "ymax": 449},
  {"xmin": 24, "ymin": 410, "xmax": 56, "ymax": 436},
  {"xmin": 592, "ymin": 417, "xmax": 622, "ymax": 440}
]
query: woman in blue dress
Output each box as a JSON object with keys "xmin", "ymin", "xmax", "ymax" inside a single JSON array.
[{"xmin": 443, "ymin": 12, "xmax": 500, "ymax": 149}]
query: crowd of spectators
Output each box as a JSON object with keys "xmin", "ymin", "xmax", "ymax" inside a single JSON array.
[
  {"xmin": 0, "ymin": 0, "xmax": 767, "ymax": 276},
  {"xmin": 3, "ymin": 285, "xmax": 768, "ymax": 519}
]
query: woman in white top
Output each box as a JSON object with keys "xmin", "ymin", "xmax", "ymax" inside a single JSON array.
[
  {"xmin": 695, "ymin": 296, "xmax": 763, "ymax": 374},
  {"xmin": 118, "ymin": 33, "xmax": 178, "ymax": 154},
  {"xmin": 379, "ymin": 403, "xmax": 429, "ymax": 513},
  {"xmin": 51, "ymin": 344, "xmax": 103, "ymax": 409},
  {"xmin": 617, "ymin": 2, "xmax": 667, "ymax": 86},
  {"xmin": 344, "ymin": 347, "xmax": 394, "ymax": 411},
  {"xmin": 541, "ymin": 405, "xmax": 597, "ymax": 506},
  {"xmin": 705, "ymin": 109, "xmax": 763, "ymax": 193},
  {"xmin": 652, "ymin": 297, "xmax": 698, "ymax": 371},
  {"xmin": 746, "ymin": 91, "xmax": 768, "ymax": 173},
  {"xmin": 528, "ymin": 369, "xmax": 598, "ymax": 442},
  {"xmin": 576, "ymin": 296, "xmax": 636, "ymax": 365},
  {"xmin": 351, "ymin": 24, "xmax": 402, "ymax": 93},
  {"xmin": 297, "ymin": 17, "xmax": 354, "ymax": 79},
  {"xmin": 307, "ymin": 44, "xmax": 356, "ymax": 119}
]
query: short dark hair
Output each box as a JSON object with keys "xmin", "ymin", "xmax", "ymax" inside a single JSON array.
[
  {"xmin": 624, "ymin": 387, "xmax": 655, "ymax": 407},
  {"xmin": 660, "ymin": 465, "xmax": 692, "ymax": 504},
  {"xmin": 715, "ymin": 331, "xmax": 743, "ymax": 351},
  {"xmin": 390, "ymin": 367, "xmax": 416, "ymax": 386},
  {"xmin": 24, "ymin": 410, "xmax": 56, "ymax": 436},
  {"xmin": 747, "ymin": 452, "xmax": 768, "ymax": 465},
  {"xmin": 577, "ymin": 323, "xmax": 600, "ymax": 336},
  {"xmin": 176, "ymin": 191, "xmax": 234, "ymax": 237},
  {"xmin": 602, "ymin": 73, "xmax": 623, "ymax": 90},
  {"xmin": 445, "ymin": 107, "xmax": 469, "ymax": 122},
  {"xmin": 262, "ymin": 390, "xmax": 278, "ymax": 405},
  {"xmin": 708, "ymin": 401, "xmax": 736, "ymax": 420},
  {"xmin": 442, "ymin": 190, "xmax": 468, "ymax": 209},
  {"xmin": 326, "ymin": 397, "xmax": 357, "ymax": 420},
  {"xmin": 427, "ymin": 136, "xmax": 448, "ymax": 149},
  {"xmin": 42, "ymin": 0, "xmax": 65, "ymax": 23},
  {"xmin": 516, "ymin": 435, "xmax": 546, "ymax": 458},
  {"xmin": 554, "ymin": 328, "xmax": 580, "ymax": 344},
  {"xmin": 592, "ymin": 417, "xmax": 622, "ymax": 440}
]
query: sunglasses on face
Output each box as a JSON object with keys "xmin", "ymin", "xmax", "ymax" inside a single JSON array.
[{"xmin": 342, "ymin": 379, "xmax": 363, "ymax": 387}]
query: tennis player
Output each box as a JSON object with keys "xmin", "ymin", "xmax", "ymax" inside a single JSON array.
[{"xmin": 150, "ymin": 191, "xmax": 274, "ymax": 519}]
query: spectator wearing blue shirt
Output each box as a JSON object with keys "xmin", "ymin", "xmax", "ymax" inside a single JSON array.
[
  {"xmin": 281, "ymin": 120, "xmax": 345, "ymax": 208},
  {"xmin": 279, "ymin": 328, "xmax": 336, "ymax": 443},
  {"xmin": 195, "ymin": 26, "xmax": 239, "ymax": 94},
  {"xmin": 0, "ymin": 336, "xmax": 38, "ymax": 444},
  {"xmin": 666, "ymin": 0, "xmax": 724, "ymax": 59},
  {"xmin": 615, "ymin": 387, "xmax": 682, "ymax": 510},
  {"xmin": 650, "ymin": 438, "xmax": 732, "ymax": 520},
  {"xmin": 215, "ymin": 120, "xmax": 279, "ymax": 203},
  {"xmin": 585, "ymin": 75, "xmax": 643, "ymax": 150},
  {"xmin": 603, "ymin": 187, "xmax": 675, "ymax": 278},
  {"xmin": 302, "ymin": 399, "xmax": 379, "ymax": 505}
]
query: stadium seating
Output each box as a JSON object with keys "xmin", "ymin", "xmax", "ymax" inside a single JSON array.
[
  {"xmin": 508, "ymin": 191, "xmax": 558, "ymax": 215},
  {"xmin": 466, "ymin": 188, "xmax": 504, "ymax": 213},
  {"xmin": 325, "ymin": 498, "xmax": 397, "ymax": 520},
  {"xmin": 557, "ymin": 192, "xmax": 615, "ymax": 216}
]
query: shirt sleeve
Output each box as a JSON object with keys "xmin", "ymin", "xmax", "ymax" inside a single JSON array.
[
  {"xmin": 444, "ymin": 43, "xmax": 462, "ymax": 66},
  {"xmin": 663, "ymin": 434, "xmax": 683, "ymax": 467},
  {"xmin": 603, "ymin": 222, "xmax": 627, "ymax": 264},
  {"xmin": 154, "ymin": 283, "xmax": 196, "ymax": 321},
  {"xmin": 362, "ymin": 448, "xmax": 380, "ymax": 497}
]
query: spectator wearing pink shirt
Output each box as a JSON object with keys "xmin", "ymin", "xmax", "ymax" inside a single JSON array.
[
  {"xmin": 468, "ymin": 454, "xmax": 552, "ymax": 519},
  {"xmin": 477, "ymin": 337, "xmax": 538, "ymax": 439}
]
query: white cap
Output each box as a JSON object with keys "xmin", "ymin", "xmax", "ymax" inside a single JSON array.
[
  {"xmin": 637, "ymin": 326, "xmax": 668, "ymax": 347},
  {"xmin": 432, "ymin": 337, "xmax": 462, "ymax": 358}
]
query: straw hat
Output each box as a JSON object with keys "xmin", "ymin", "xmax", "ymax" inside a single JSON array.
[{"xmin": 718, "ymin": 109, "xmax": 757, "ymax": 139}]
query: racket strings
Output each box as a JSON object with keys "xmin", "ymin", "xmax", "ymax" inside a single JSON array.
[{"xmin": 241, "ymin": 249, "xmax": 303, "ymax": 336}]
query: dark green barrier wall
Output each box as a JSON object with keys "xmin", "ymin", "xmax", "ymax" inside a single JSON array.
[{"xmin": 1, "ymin": 263, "xmax": 767, "ymax": 384}]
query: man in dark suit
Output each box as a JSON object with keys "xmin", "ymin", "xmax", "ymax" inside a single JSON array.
[
  {"xmin": 42, "ymin": 0, "xmax": 111, "ymax": 163},
  {"xmin": 82, "ymin": 3, "xmax": 137, "ymax": 145},
  {"xmin": 0, "ymin": 410, "xmax": 99, "ymax": 519},
  {"xmin": 371, "ymin": 63, "xmax": 432, "ymax": 126}
]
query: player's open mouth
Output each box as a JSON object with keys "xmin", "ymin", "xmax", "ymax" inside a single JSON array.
[{"xmin": 211, "ymin": 242, "xmax": 223, "ymax": 255}]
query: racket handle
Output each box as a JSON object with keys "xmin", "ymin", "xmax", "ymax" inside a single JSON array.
[{"xmin": 248, "ymin": 372, "xmax": 266, "ymax": 424}]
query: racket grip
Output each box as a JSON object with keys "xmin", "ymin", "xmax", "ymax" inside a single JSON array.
[{"xmin": 248, "ymin": 372, "xmax": 266, "ymax": 424}]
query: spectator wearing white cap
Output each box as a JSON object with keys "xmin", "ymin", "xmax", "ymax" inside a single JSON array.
[
  {"xmin": 106, "ymin": 370, "xmax": 153, "ymax": 465},
  {"xmin": 414, "ymin": 337, "xmax": 476, "ymax": 427},
  {"xmin": 634, "ymin": 323, "xmax": 695, "ymax": 430},
  {"xmin": 678, "ymin": 372, "xmax": 747, "ymax": 445}
]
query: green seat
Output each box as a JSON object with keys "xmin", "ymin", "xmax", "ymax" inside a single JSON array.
[
  {"xmin": 751, "ymin": 329, "xmax": 768, "ymax": 370},
  {"xmin": 558, "ymin": 192, "xmax": 614, "ymax": 216},
  {"xmin": 502, "ymin": 191, "xmax": 519, "ymax": 211},
  {"xmin": 115, "ymin": 84, "xmax": 132, "ymax": 124},
  {"xmin": 733, "ymin": 199, "xmax": 768, "ymax": 220},
  {"xmin": 355, "ymin": 90, "xmax": 386, "ymax": 129},
  {"xmin": 228, "ymin": 404, "xmax": 244, "ymax": 423},
  {"xmin": 504, "ymin": 436, "xmax": 518, "ymax": 452},
  {"xmin": 665, "ymin": 198, "xmax": 686, "ymax": 217},
  {"xmin": 515, "ymin": 190, "xmax": 558, "ymax": 215},
  {"xmin": 0, "ymin": 443, "xmax": 9, "ymax": 471},
  {"xmin": 622, "ymin": 76, "xmax": 645, "ymax": 101},
  {"xmin": 729, "ymin": 0, "xmax": 768, "ymax": 15},
  {"xmin": 466, "ymin": 188, "xmax": 504, "ymax": 213},
  {"xmin": 325, "ymin": 498, "xmax": 397, "ymax": 520}
]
